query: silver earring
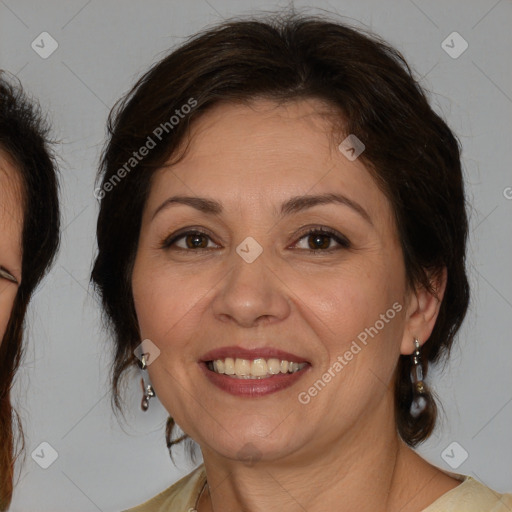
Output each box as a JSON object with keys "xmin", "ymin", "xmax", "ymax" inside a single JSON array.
[
  {"xmin": 140, "ymin": 353, "xmax": 155, "ymax": 412},
  {"xmin": 410, "ymin": 338, "xmax": 427, "ymax": 417}
]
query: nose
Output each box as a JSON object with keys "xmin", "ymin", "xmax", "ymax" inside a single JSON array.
[{"xmin": 211, "ymin": 247, "xmax": 291, "ymax": 328}]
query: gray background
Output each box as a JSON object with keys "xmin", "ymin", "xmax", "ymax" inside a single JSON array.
[{"xmin": 1, "ymin": 0, "xmax": 511, "ymax": 510}]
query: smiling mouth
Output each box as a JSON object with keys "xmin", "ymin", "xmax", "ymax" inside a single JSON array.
[{"xmin": 206, "ymin": 357, "xmax": 308, "ymax": 379}]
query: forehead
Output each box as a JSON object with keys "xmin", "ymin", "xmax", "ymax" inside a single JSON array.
[
  {"xmin": 173, "ymin": 98, "xmax": 341, "ymax": 171},
  {"xmin": 146, "ymin": 98, "xmax": 392, "ymax": 226}
]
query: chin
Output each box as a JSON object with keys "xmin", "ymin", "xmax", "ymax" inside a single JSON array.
[{"xmin": 197, "ymin": 422, "xmax": 304, "ymax": 463}]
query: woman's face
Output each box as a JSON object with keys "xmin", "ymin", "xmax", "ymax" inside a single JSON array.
[
  {"xmin": 132, "ymin": 98, "xmax": 421, "ymax": 463},
  {"xmin": 0, "ymin": 151, "xmax": 22, "ymax": 344}
]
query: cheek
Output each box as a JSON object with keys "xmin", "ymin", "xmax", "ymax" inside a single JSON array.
[
  {"xmin": 132, "ymin": 258, "xmax": 213, "ymax": 348},
  {"xmin": 298, "ymin": 258, "xmax": 403, "ymax": 335},
  {"xmin": 293, "ymin": 258, "xmax": 406, "ymax": 396}
]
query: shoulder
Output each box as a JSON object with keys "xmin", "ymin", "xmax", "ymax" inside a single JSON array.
[
  {"xmin": 422, "ymin": 475, "xmax": 512, "ymax": 512},
  {"xmin": 123, "ymin": 464, "xmax": 206, "ymax": 512}
]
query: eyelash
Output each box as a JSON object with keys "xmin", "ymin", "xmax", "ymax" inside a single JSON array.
[{"xmin": 159, "ymin": 226, "xmax": 351, "ymax": 254}]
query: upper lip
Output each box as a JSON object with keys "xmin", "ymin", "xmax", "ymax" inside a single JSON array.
[{"xmin": 200, "ymin": 345, "xmax": 309, "ymax": 364}]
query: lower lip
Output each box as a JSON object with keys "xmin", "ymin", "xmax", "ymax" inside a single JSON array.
[{"xmin": 199, "ymin": 362, "xmax": 310, "ymax": 397}]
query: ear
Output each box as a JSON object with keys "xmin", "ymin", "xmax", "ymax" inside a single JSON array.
[{"xmin": 400, "ymin": 267, "xmax": 447, "ymax": 355}]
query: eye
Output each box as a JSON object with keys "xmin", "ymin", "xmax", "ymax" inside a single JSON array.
[
  {"xmin": 0, "ymin": 265, "xmax": 19, "ymax": 284},
  {"xmin": 292, "ymin": 227, "xmax": 350, "ymax": 252},
  {"xmin": 160, "ymin": 229, "xmax": 219, "ymax": 251},
  {"xmin": 159, "ymin": 226, "xmax": 350, "ymax": 253}
]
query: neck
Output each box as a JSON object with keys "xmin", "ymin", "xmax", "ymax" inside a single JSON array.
[{"xmin": 196, "ymin": 394, "xmax": 445, "ymax": 512}]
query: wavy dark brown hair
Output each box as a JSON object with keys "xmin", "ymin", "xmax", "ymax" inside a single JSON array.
[
  {"xmin": 91, "ymin": 12, "xmax": 469, "ymax": 458},
  {"xmin": 0, "ymin": 72, "xmax": 60, "ymax": 509}
]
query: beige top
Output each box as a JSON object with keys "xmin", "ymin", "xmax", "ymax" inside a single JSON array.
[{"xmin": 124, "ymin": 464, "xmax": 512, "ymax": 512}]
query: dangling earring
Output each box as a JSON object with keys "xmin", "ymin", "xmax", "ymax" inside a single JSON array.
[
  {"xmin": 410, "ymin": 338, "xmax": 427, "ymax": 417},
  {"xmin": 141, "ymin": 379, "xmax": 155, "ymax": 411},
  {"xmin": 139, "ymin": 353, "xmax": 155, "ymax": 412}
]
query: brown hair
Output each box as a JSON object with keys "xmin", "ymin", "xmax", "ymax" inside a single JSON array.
[
  {"xmin": 91, "ymin": 12, "xmax": 469, "ymax": 456},
  {"xmin": 0, "ymin": 72, "xmax": 60, "ymax": 509}
]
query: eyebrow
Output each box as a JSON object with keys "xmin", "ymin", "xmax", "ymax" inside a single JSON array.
[{"xmin": 152, "ymin": 192, "xmax": 372, "ymax": 225}]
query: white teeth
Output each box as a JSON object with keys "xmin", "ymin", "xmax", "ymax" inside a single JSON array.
[
  {"xmin": 224, "ymin": 357, "xmax": 235, "ymax": 375},
  {"xmin": 251, "ymin": 358, "xmax": 268, "ymax": 377},
  {"xmin": 214, "ymin": 359, "xmax": 225, "ymax": 374},
  {"xmin": 267, "ymin": 358, "xmax": 281, "ymax": 375},
  {"xmin": 235, "ymin": 358, "xmax": 251, "ymax": 376},
  {"xmin": 208, "ymin": 357, "xmax": 306, "ymax": 378}
]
